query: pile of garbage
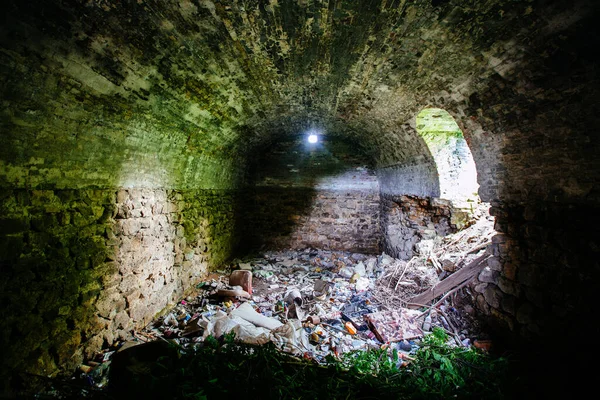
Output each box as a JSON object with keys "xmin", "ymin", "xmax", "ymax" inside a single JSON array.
[
  {"xmin": 135, "ymin": 247, "xmax": 486, "ymax": 362},
  {"xmin": 136, "ymin": 250, "xmax": 424, "ymax": 361},
  {"xmin": 72, "ymin": 209, "xmax": 497, "ymax": 393},
  {"xmin": 70, "ymin": 244, "xmax": 493, "ymax": 395}
]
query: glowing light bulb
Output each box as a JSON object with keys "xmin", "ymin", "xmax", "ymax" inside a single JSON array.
[{"xmin": 308, "ymin": 134, "xmax": 318, "ymax": 143}]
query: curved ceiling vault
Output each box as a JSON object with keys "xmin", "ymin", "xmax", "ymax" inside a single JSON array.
[{"xmin": 1, "ymin": 0, "xmax": 597, "ymax": 201}]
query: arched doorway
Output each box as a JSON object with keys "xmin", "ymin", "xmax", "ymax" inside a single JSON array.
[{"xmin": 416, "ymin": 108, "xmax": 480, "ymax": 209}]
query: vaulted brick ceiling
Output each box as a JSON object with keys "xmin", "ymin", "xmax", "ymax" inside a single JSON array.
[{"xmin": 1, "ymin": 0, "xmax": 598, "ymax": 203}]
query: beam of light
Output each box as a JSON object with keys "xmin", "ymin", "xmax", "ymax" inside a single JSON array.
[{"xmin": 308, "ymin": 134, "xmax": 318, "ymax": 143}]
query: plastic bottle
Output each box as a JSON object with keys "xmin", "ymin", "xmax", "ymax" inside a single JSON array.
[{"xmin": 422, "ymin": 315, "xmax": 432, "ymax": 332}]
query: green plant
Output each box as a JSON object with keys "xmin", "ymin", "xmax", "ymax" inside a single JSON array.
[
  {"xmin": 40, "ymin": 330, "xmax": 512, "ymax": 399},
  {"xmin": 405, "ymin": 327, "xmax": 509, "ymax": 398}
]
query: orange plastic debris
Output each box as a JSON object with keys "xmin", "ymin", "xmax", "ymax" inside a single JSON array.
[{"xmin": 345, "ymin": 321, "xmax": 357, "ymax": 335}]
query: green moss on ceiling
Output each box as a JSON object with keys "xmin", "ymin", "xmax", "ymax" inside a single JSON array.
[{"xmin": 0, "ymin": 0, "xmax": 594, "ymax": 194}]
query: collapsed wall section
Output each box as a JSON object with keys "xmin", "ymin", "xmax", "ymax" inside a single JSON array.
[
  {"xmin": 0, "ymin": 189, "xmax": 238, "ymax": 379},
  {"xmin": 380, "ymin": 195, "xmax": 457, "ymax": 260}
]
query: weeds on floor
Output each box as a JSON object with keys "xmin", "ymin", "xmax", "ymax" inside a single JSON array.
[{"xmin": 105, "ymin": 327, "xmax": 509, "ymax": 400}]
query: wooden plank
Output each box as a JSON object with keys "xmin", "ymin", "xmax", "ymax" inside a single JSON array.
[{"xmin": 407, "ymin": 253, "xmax": 489, "ymax": 309}]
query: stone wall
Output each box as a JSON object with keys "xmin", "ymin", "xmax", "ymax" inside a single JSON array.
[
  {"xmin": 377, "ymin": 160, "xmax": 440, "ymax": 198},
  {"xmin": 241, "ymin": 134, "xmax": 380, "ymax": 254},
  {"xmin": 241, "ymin": 188, "xmax": 380, "ymax": 254},
  {"xmin": 449, "ymin": 8, "xmax": 600, "ymax": 348},
  {"xmin": 0, "ymin": 188, "xmax": 238, "ymax": 381},
  {"xmin": 380, "ymin": 194, "xmax": 456, "ymax": 260},
  {"xmin": 471, "ymin": 201, "xmax": 600, "ymax": 345}
]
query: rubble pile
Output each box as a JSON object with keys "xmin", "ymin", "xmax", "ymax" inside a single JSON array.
[
  {"xmin": 137, "ymin": 244, "xmax": 489, "ymax": 360},
  {"xmin": 376, "ymin": 210, "xmax": 494, "ymax": 312},
  {"xmin": 73, "ymin": 211, "xmax": 495, "ymax": 391},
  {"xmin": 134, "ymin": 249, "xmax": 425, "ymax": 361}
]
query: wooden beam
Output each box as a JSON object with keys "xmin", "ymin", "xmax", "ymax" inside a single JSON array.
[{"xmin": 407, "ymin": 253, "xmax": 490, "ymax": 309}]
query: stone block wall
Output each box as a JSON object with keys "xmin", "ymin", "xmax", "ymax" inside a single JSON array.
[
  {"xmin": 471, "ymin": 201, "xmax": 600, "ymax": 344},
  {"xmin": 241, "ymin": 188, "xmax": 380, "ymax": 254},
  {"xmin": 0, "ymin": 188, "xmax": 238, "ymax": 381},
  {"xmin": 381, "ymin": 194, "xmax": 455, "ymax": 260},
  {"xmin": 377, "ymin": 160, "xmax": 440, "ymax": 198},
  {"xmin": 451, "ymin": 11, "xmax": 600, "ymax": 347}
]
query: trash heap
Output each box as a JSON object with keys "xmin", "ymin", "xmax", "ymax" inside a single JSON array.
[
  {"xmin": 373, "ymin": 210, "xmax": 495, "ymax": 346},
  {"xmin": 75, "ymin": 241, "xmax": 492, "ymax": 393},
  {"xmin": 135, "ymin": 247, "xmax": 480, "ymax": 364},
  {"xmin": 69, "ymin": 210, "xmax": 496, "ymax": 394}
]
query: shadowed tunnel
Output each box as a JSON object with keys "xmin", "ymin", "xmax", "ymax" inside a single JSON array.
[{"xmin": 0, "ymin": 0, "xmax": 599, "ymax": 396}]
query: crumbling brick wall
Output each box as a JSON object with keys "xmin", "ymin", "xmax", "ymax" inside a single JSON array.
[
  {"xmin": 0, "ymin": 188, "xmax": 238, "ymax": 379},
  {"xmin": 380, "ymin": 194, "xmax": 455, "ymax": 260}
]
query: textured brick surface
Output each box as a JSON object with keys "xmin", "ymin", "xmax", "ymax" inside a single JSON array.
[
  {"xmin": 472, "ymin": 202, "xmax": 600, "ymax": 343},
  {"xmin": 241, "ymin": 188, "xmax": 381, "ymax": 254},
  {"xmin": 242, "ymin": 135, "xmax": 381, "ymax": 253},
  {"xmin": 381, "ymin": 194, "xmax": 455, "ymax": 260},
  {"xmin": 0, "ymin": 189, "xmax": 238, "ymax": 379}
]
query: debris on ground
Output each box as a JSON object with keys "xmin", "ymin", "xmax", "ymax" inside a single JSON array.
[
  {"xmin": 374, "ymin": 208, "xmax": 495, "ymax": 339},
  {"xmin": 63, "ymin": 209, "xmax": 495, "ymax": 395},
  {"xmin": 365, "ymin": 309, "xmax": 423, "ymax": 343},
  {"xmin": 133, "ymin": 226, "xmax": 491, "ymax": 360}
]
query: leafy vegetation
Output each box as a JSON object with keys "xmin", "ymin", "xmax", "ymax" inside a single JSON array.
[
  {"xmin": 97, "ymin": 328, "xmax": 512, "ymax": 400},
  {"xmin": 406, "ymin": 327, "xmax": 509, "ymax": 398},
  {"xmin": 36, "ymin": 329, "xmax": 511, "ymax": 399}
]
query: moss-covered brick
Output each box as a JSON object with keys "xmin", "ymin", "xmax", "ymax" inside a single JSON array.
[
  {"xmin": 54, "ymin": 331, "xmax": 82, "ymax": 363},
  {"xmin": 26, "ymin": 231, "xmax": 51, "ymax": 250},
  {"xmin": 0, "ymin": 186, "xmax": 244, "ymax": 388},
  {"xmin": 0, "ymin": 189, "xmax": 119, "ymax": 386},
  {"xmin": 30, "ymin": 214, "xmax": 58, "ymax": 232},
  {"xmin": 92, "ymin": 261, "xmax": 118, "ymax": 278}
]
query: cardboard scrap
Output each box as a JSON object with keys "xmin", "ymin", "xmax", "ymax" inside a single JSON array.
[{"xmin": 364, "ymin": 308, "xmax": 423, "ymax": 343}]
